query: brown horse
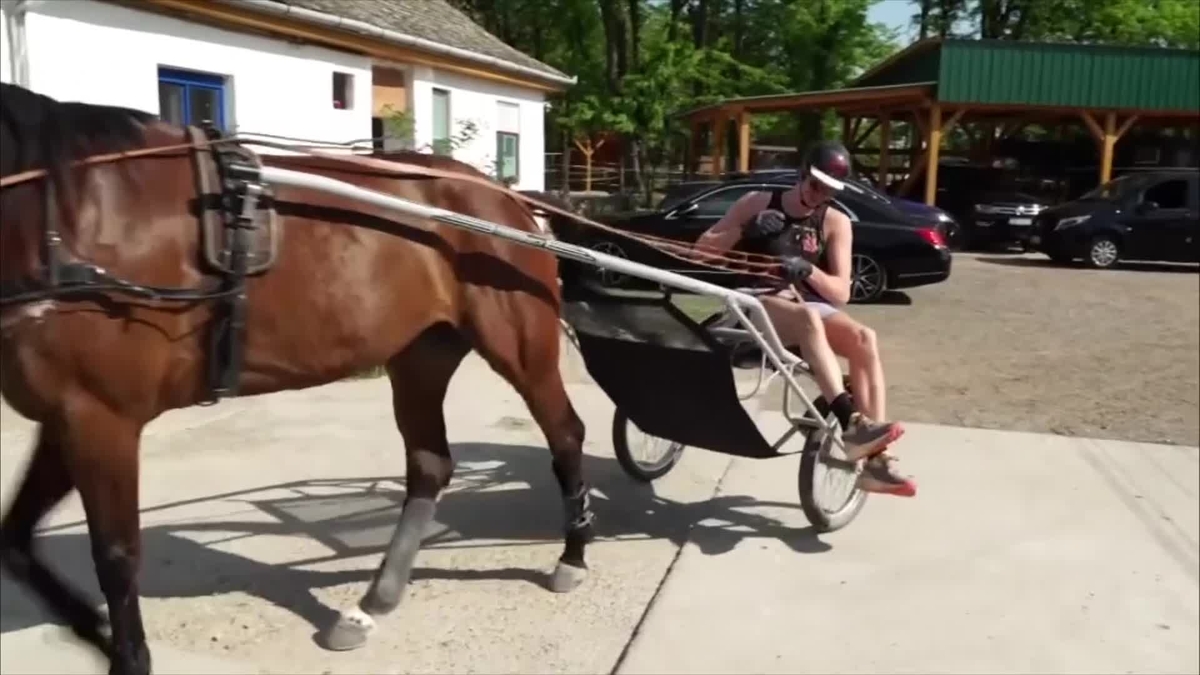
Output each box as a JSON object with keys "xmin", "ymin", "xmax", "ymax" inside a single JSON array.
[{"xmin": 0, "ymin": 82, "xmax": 594, "ymax": 675}]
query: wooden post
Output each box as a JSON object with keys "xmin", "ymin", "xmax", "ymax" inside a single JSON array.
[
  {"xmin": 877, "ymin": 113, "xmax": 891, "ymax": 188},
  {"xmin": 737, "ymin": 109, "xmax": 751, "ymax": 173},
  {"xmin": 1100, "ymin": 112, "xmax": 1117, "ymax": 184},
  {"xmin": 842, "ymin": 116, "xmax": 853, "ymax": 145},
  {"xmin": 1080, "ymin": 110, "xmax": 1139, "ymax": 186},
  {"xmin": 710, "ymin": 114, "xmax": 727, "ymax": 178},
  {"xmin": 924, "ymin": 104, "xmax": 942, "ymax": 206}
]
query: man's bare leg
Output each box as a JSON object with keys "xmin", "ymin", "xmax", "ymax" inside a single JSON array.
[
  {"xmin": 760, "ymin": 295, "xmax": 903, "ymax": 461},
  {"xmin": 822, "ymin": 312, "xmax": 916, "ymax": 497},
  {"xmin": 761, "ymin": 295, "xmax": 844, "ymax": 401}
]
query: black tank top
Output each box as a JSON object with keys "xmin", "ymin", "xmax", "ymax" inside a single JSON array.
[{"xmin": 744, "ymin": 190, "xmax": 830, "ymax": 301}]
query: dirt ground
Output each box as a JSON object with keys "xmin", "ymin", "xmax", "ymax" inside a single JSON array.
[
  {"xmin": 680, "ymin": 252, "xmax": 1200, "ymax": 446},
  {"xmin": 848, "ymin": 253, "xmax": 1199, "ymax": 445}
]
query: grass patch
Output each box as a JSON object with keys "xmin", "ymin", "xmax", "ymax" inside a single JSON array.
[{"xmin": 671, "ymin": 294, "xmax": 723, "ymax": 322}]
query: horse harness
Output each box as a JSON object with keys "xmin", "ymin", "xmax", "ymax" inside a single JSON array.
[{"xmin": 0, "ymin": 123, "xmax": 280, "ymax": 405}]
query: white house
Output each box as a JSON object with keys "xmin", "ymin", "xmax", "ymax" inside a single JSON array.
[{"xmin": 0, "ymin": 0, "xmax": 574, "ymax": 191}]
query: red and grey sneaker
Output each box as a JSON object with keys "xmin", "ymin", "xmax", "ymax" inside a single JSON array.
[
  {"xmin": 857, "ymin": 454, "xmax": 917, "ymax": 497},
  {"xmin": 840, "ymin": 412, "xmax": 905, "ymax": 462}
]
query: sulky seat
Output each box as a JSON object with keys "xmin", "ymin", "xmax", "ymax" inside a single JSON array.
[{"xmin": 560, "ymin": 282, "xmax": 777, "ymax": 459}]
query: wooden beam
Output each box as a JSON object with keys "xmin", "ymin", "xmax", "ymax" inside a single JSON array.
[
  {"xmin": 842, "ymin": 117, "xmax": 854, "ymax": 145},
  {"xmin": 1079, "ymin": 111, "xmax": 1105, "ymax": 143},
  {"xmin": 851, "ymin": 119, "xmax": 880, "ymax": 149},
  {"xmin": 897, "ymin": 149, "xmax": 928, "ymax": 196},
  {"xmin": 924, "ymin": 104, "xmax": 942, "ymax": 206},
  {"xmin": 877, "ymin": 113, "xmax": 891, "ymax": 187},
  {"xmin": 1100, "ymin": 112, "xmax": 1117, "ymax": 184},
  {"xmin": 710, "ymin": 115, "xmax": 728, "ymax": 178},
  {"xmin": 1116, "ymin": 114, "xmax": 1140, "ymax": 140},
  {"xmin": 737, "ymin": 110, "xmax": 751, "ymax": 173},
  {"xmin": 943, "ymin": 108, "xmax": 968, "ymax": 135}
]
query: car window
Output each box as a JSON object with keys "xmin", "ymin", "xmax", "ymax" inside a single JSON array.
[
  {"xmin": 1142, "ymin": 179, "xmax": 1189, "ymax": 210},
  {"xmin": 692, "ymin": 185, "xmax": 763, "ymax": 217}
]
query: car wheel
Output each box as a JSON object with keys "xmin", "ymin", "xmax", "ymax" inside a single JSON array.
[
  {"xmin": 1084, "ymin": 235, "xmax": 1121, "ymax": 269},
  {"xmin": 584, "ymin": 239, "xmax": 631, "ymax": 287},
  {"xmin": 850, "ymin": 253, "xmax": 886, "ymax": 303}
]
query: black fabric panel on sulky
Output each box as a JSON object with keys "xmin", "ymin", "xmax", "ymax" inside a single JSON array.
[{"xmin": 562, "ymin": 286, "xmax": 776, "ymax": 459}]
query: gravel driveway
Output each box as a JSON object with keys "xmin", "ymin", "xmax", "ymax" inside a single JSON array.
[{"xmin": 849, "ymin": 253, "xmax": 1199, "ymax": 446}]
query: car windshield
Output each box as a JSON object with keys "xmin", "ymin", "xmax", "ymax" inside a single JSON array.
[{"xmin": 1080, "ymin": 174, "xmax": 1148, "ymax": 200}]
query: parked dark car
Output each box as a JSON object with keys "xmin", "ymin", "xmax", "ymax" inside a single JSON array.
[
  {"xmin": 550, "ymin": 177, "xmax": 952, "ymax": 303},
  {"xmin": 664, "ymin": 172, "xmax": 964, "ymax": 247},
  {"xmin": 1029, "ymin": 169, "xmax": 1199, "ymax": 268},
  {"xmin": 965, "ymin": 190, "xmax": 1051, "ymax": 250}
]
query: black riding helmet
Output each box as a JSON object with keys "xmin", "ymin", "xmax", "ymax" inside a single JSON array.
[{"xmin": 802, "ymin": 139, "xmax": 852, "ymax": 191}]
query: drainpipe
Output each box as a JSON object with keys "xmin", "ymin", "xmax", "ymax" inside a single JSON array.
[{"xmin": 3, "ymin": 0, "xmax": 40, "ymax": 87}]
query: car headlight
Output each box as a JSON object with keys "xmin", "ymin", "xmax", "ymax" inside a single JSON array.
[
  {"xmin": 1054, "ymin": 215, "xmax": 1091, "ymax": 230},
  {"xmin": 937, "ymin": 212, "xmax": 953, "ymax": 223}
]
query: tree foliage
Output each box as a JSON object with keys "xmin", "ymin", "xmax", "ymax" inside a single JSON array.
[{"xmin": 445, "ymin": 0, "xmax": 1198, "ymax": 193}]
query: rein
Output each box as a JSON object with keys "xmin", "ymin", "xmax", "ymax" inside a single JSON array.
[{"xmin": 0, "ymin": 132, "xmax": 789, "ymax": 307}]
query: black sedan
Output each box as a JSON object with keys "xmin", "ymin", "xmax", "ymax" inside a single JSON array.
[
  {"xmin": 1029, "ymin": 170, "xmax": 1199, "ymax": 268},
  {"xmin": 548, "ymin": 178, "xmax": 953, "ymax": 303}
]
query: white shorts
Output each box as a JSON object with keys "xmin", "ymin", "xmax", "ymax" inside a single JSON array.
[
  {"xmin": 806, "ymin": 300, "xmax": 840, "ymax": 318},
  {"xmin": 745, "ymin": 286, "xmax": 843, "ymax": 320}
]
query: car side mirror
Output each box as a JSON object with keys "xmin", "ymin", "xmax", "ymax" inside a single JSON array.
[{"xmin": 667, "ymin": 203, "xmax": 699, "ymax": 219}]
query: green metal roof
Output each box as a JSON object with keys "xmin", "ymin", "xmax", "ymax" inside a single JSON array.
[{"xmin": 853, "ymin": 38, "xmax": 1200, "ymax": 114}]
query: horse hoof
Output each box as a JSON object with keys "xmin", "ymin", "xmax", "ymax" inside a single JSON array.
[
  {"xmin": 548, "ymin": 561, "xmax": 588, "ymax": 593},
  {"xmin": 322, "ymin": 607, "xmax": 376, "ymax": 651}
]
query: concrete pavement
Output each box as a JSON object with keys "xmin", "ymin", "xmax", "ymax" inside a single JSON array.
[{"xmin": 1, "ymin": 340, "xmax": 1197, "ymax": 674}]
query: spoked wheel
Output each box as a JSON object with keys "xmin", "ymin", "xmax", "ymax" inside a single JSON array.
[
  {"xmin": 585, "ymin": 239, "xmax": 631, "ymax": 287},
  {"xmin": 797, "ymin": 409, "xmax": 868, "ymax": 532},
  {"xmin": 612, "ymin": 409, "xmax": 686, "ymax": 482},
  {"xmin": 849, "ymin": 253, "xmax": 886, "ymax": 303}
]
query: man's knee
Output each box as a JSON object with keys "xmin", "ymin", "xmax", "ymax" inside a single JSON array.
[{"xmin": 855, "ymin": 326, "xmax": 879, "ymax": 359}]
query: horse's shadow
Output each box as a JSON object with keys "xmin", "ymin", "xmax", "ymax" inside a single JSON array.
[{"xmin": 0, "ymin": 441, "xmax": 831, "ymax": 639}]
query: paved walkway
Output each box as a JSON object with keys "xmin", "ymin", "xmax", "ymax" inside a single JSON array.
[{"xmin": 1, "ymin": 344, "xmax": 1196, "ymax": 674}]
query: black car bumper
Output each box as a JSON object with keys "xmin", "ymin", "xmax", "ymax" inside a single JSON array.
[
  {"xmin": 969, "ymin": 214, "xmax": 1040, "ymax": 244},
  {"xmin": 888, "ymin": 246, "xmax": 953, "ymax": 290},
  {"xmin": 1028, "ymin": 224, "xmax": 1091, "ymax": 258}
]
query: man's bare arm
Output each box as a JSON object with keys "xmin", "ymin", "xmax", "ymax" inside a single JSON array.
[
  {"xmin": 694, "ymin": 191, "xmax": 772, "ymax": 254},
  {"xmin": 802, "ymin": 208, "xmax": 853, "ymax": 306}
]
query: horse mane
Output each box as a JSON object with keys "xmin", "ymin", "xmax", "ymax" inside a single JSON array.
[{"xmin": 0, "ymin": 82, "xmax": 158, "ymax": 190}]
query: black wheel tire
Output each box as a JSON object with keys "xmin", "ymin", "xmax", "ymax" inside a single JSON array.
[
  {"xmin": 584, "ymin": 238, "xmax": 632, "ymax": 287},
  {"xmin": 797, "ymin": 409, "xmax": 869, "ymax": 533},
  {"xmin": 849, "ymin": 252, "xmax": 887, "ymax": 303},
  {"xmin": 1083, "ymin": 235, "xmax": 1121, "ymax": 269},
  {"xmin": 612, "ymin": 409, "xmax": 685, "ymax": 482}
]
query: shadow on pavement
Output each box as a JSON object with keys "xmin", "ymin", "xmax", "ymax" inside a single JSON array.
[
  {"xmin": 1, "ymin": 441, "xmax": 830, "ymax": 639},
  {"xmin": 871, "ymin": 290, "xmax": 913, "ymax": 305},
  {"xmin": 975, "ymin": 255, "xmax": 1199, "ymax": 274}
]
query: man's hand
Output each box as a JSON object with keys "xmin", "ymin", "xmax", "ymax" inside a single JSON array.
[
  {"xmin": 745, "ymin": 209, "xmax": 787, "ymax": 238},
  {"xmin": 779, "ymin": 255, "xmax": 813, "ymax": 282}
]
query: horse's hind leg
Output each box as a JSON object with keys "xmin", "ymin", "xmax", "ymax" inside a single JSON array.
[
  {"xmin": 472, "ymin": 302, "xmax": 594, "ymax": 593},
  {"xmin": 1, "ymin": 400, "xmax": 150, "ymax": 675},
  {"xmin": 323, "ymin": 324, "xmax": 469, "ymax": 652}
]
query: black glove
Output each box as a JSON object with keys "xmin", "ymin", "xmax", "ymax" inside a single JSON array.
[
  {"xmin": 746, "ymin": 209, "xmax": 786, "ymax": 238},
  {"xmin": 779, "ymin": 255, "xmax": 813, "ymax": 282}
]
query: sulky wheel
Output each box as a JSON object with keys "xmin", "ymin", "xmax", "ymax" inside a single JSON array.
[
  {"xmin": 796, "ymin": 405, "xmax": 869, "ymax": 532},
  {"xmin": 611, "ymin": 408, "xmax": 686, "ymax": 482}
]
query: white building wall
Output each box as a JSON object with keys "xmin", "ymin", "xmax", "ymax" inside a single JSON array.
[
  {"xmin": 5, "ymin": 0, "xmax": 556, "ymax": 187},
  {"xmin": 0, "ymin": 3, "xmax": 10, "ymax": 85},
  {"xmin": 410, "ymin": 65, "xmax": 547, "ymax": 192},
  {"xmin": 18, "ymin": 0, "xmax": 373, "ymax": 148}
]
